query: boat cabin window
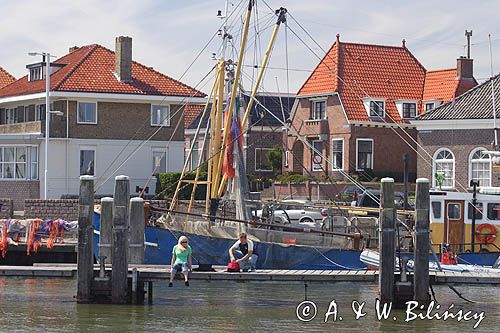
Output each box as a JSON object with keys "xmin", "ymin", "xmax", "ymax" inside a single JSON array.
[
  {"xmin": 467, "ymin": 202, "xmax": 483, "ymax": 220},
  {"xmin": 486, "ymin": 203, "xmax": 500, "ymax": 220},
  {"xmin": 447, "ymin": 203, "xmax": 461, "ymax": 220},
  {"xmin": 431, "ymin": 201, "xmax": 441, "ymax": 219}
]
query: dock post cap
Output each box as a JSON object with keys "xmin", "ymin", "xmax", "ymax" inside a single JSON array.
[
  {"xmin": 80, "ymin": 175, "xmax": 94, "ymax": 181},
  {"xmin": 381, "ymin": 177, "xmax": 394, "ymax": 183},
  {"xmin": 130, "ymin": 197, "xmax": 144, "ymax": 202},
  {"xmin": 416, "ymin": 178, "xmax": 430, "ymax": 184},
  {"xmin": 115, "ymin": 175, "xmax": 129, "ymax": 180},
  {"xmin": 101, "ymin": 197, "xmax": 114, "ymax": 202}
]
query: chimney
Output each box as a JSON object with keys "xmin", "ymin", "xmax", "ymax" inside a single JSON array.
[
  {"xmin": 115, "ymin": 36, "xmax": 132, "ymax": 82},
  {"xmin": 69, "ymin": 46, "xmax": 79, "ymax": 53},
  {"xmin": 457, "ymin": 56, "xmax": 473, "ymax": 79}
]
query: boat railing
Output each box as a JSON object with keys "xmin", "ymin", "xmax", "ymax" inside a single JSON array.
[{"xmin": 433, "ymin": 241, "xmax": 500, "ymax": 254}]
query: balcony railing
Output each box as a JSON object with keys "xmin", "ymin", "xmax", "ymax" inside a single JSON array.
[
  {"xmin": 304, "ymin": 118, "xmax": 329, "ymax": 135},
  {"xmin": 0, "ymin": 121, "xmax": 42, "ymax": 134}
]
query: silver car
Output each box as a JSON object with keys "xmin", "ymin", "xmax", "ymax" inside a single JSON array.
[{"xmin": 254, "ymin": 200, "xmax": 327, "ymax": 229}]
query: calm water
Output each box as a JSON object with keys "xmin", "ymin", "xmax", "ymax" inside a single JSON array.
[{"xmin": 0, "ymin": 277, "xmax": 498, "ymax": 332}]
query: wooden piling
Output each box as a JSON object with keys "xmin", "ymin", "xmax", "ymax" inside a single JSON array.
[
  {"xmin": 99, "ymin": 197, "xmax": 113, "ymax": 264},
  {"xmin": 129, "ymin": 197, "xmax": 145, "ymax": 264},
  {"xmin": 112, "ymin": 175, "xmax": 130, "ymax": 304},
  {"xmin": 379, "ymin": 177, "xmax": 395, "ymax": 304},
  {"xmin": 77, "ymin": 175, "xmax": 94, "ymax": 303},
  {"xmin": 414, "ymin": 178, "xmax": 430, "ymax": 304}
]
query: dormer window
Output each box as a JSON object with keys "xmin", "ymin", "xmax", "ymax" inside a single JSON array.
[
  {"xmin": 369, "ymin": 101, "xmax": 385, "ymax": 118},
  {"xmin": 29, "ymin": 67, "xmax": 43, "ymax": 82},
  {"xmin": 402, "ymin": 102, "xmax": 417, "ymax": 118},
  {"xmin": 425, "ymin": 102, "xmax": 435, "ymax": 112},
  {"xmin": 26, "ymin": 62, "xmax": 64, "ymax": 82}
]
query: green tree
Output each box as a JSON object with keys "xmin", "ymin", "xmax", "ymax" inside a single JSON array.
[{"xmin": 267, "ymin": 146, "xmax": 283, "ymax": 178}]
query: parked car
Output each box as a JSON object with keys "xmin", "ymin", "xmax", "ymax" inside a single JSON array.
[
  {"xmin": 352, "ymin": 189, "xmax": 414, "ymax": 215},
  {"xmin": 254, "ymin": 199, "xmax": 327, "ymax": 229},
  {"xmin": 335, "ymin": 185, "xmax": 376, "ymax": 203}
]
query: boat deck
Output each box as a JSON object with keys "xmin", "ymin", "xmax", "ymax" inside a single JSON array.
[{"xmin": 0, "ymin": 264, "xmax": 499, "ymax": 284}]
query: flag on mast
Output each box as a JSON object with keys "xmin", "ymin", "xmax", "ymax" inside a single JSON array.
[{"xmin": 222, "ymin": 97, "xmax": 243, "ymax": 179}]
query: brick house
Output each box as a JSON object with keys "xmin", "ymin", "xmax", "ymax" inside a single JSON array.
[
  {"xmin": 0, "ymin": 67, "xmax": 15, "ymax": 89},
  {"xmin": 185, "ymin": 92, "xmax": 295, "ymax": 179},
  {"xmin": 0, "ymin": 36, "xmax": 205, "ymax": 209},
  {"xmin": 413, "ymin": 73, "xmax": 500, "ymax": 190},
  {"xmin": 286, "ymin": 35, "xmax": 477, "ymax": 182}
]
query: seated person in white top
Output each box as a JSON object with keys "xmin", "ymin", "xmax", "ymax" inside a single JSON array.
[{"xmin": 229, "ymin": 232, "xmax": 258, "ymax": 272}]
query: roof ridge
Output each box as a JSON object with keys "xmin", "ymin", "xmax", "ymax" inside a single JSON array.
[
  {"xmin": 341, "ymin": 41, "xmax": 406, "ymax": 50},
  {"xmin": 53, "ymin": 45, "xmax": 99, "ymax": 91},
  {"xmin": 426, "ymin": 68, "xmax": 456, "ymax": 73}
]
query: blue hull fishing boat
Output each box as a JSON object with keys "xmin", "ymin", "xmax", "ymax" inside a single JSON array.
[
  {"xmin": 93, "ymin": 212, "xmax": 367, "ymax": 270},
  {"xmin": 93, "ymin": 212, "xmax": 499, "ymax": 269}
]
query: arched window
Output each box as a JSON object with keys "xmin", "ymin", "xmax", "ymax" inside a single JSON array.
[
  {"xmin": 469, "ymin": 148, "xmax": 491, "ymax": 187},
  {"xmin": 433, "ymin": 149, "xmax": 455, "ymax": 189}
]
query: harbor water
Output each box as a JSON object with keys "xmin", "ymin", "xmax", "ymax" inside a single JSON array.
[{"xmin": 0, "ymin": 277, "xmax": 498, "ymax": 332}]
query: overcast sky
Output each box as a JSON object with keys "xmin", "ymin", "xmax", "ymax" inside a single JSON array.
[{"xmin": 1, "ymin": 0, "xmax": 499, "ymax": 95}]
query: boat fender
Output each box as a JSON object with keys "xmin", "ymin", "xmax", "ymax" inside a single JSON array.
[{"xmin": 475, "ymin": 223, "xmax": 497, "ymax": 244}]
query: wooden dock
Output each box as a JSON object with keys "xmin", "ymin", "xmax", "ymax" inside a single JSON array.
[{"xmin": 0, "ymin": 264, "xmax": 499, "ymax": 285}]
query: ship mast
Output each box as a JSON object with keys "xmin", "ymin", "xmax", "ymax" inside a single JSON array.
[{"xmin": 170, "ymin": 1, "xmax": 287, "ymax": 227}]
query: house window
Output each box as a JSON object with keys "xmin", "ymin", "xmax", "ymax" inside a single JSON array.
[
  {"xmin": 311, "ymin": 100, "xmax": 326, "ymax": 120},
  {"xmin": 30, "ymin": 147, "xmax": 38, "ymax": 180},
  {"xmin": 24, "ymin": 106, "xmax": 30, "ymax": 122},
  {"xmin": 80, "ymin": 149, "xmax": 95, "ymax": 176},
  {"xmin": 255, "ymin": 148, "xmax": 272, "ymax": 171},
  {"xmin": 402, "ymin": 103, "xmax": 417, "ymax": 118},
  {"xmin": 0, "ymin": 146, "xmax": 37, "ymax": 180},
  {"xmin": 29, "ymin": 67, "xmax": 42, "ymax": 82},
  {"xmin": 425, "ymin": 102, "xmax": 435, "ymax": 112},
  {"xmin": 35, "ymin": 104, "xmax": 46, "ymax": 121},
  {"xmin": 6, "ymin": 109, "xmax": 17, "ymax": 124},
  {"xmin": 151, "ymin": 105, "xmax": 170, "ymax": 126},
  {"xmin": 356, "ymin": 139, "xmax": 373, "ymax": 171},
  {"xmin": 152, "ymin": 149, "xmax": 166, "ymax": 173},
  {"xmin": 469, "ymin": 148, "xmax": 491, "ymax": 187},
  {"xmin": 369, "ymin": 101, "xmax": 385, "ymax": 118},
  {"xmin": 332, "ymin": 139, "xmax": 343, "ymax": 170},
  {"xmin": 190, "ymin": 146, "xmax": 200, "ymax": 170},
  {"xmin": 78, "ymin": 102, "xmax": 97, "ymax": 124},
  {"xmin": 433, "ymin": 148, "xmax": 454, "ymax": 189}
]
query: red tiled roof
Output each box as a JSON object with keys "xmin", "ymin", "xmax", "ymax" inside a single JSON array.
[
  {"xmin": 299, "ymin": 41, "xmax": 426, "ymax": 122},
  {"xmin": 184, "ymin": 104, "xmax": 204, "ymax": 127},
  {"xmin": 0, "ymin": 67, "xmax": 15, "ymax": 89},
  {"xmin": 423, "ymin": 69, "xmax": 459, "ymax": 102},
  {"xmin": 297, "ymin": 40, "xmax": 476, "ymax": 123},
  {"xmin": 0, "ymin": 44, "xmax": 205, "ymax": 98}
]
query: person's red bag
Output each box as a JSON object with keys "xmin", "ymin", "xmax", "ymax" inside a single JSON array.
[{"xmin": 227, "ymin": 261, "xmax": 240, "ymax": 272}]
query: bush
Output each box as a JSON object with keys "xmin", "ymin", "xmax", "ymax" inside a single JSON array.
[
  {"xmin": 156, "ymin": 171, "xmax": 207, "ymax": 200},
  {"xmin": 276, "ymin": 172, "xmax": 310, "ymax": 184}
]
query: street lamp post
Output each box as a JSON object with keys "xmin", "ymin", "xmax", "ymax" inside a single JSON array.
[{"xmin": 29, "ymin": 52, "xmax": 55, "ymax": 199}]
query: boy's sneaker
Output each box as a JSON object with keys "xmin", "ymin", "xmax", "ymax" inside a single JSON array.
[
  {"xmin": 250, "ymin": 268, "xmax": 256, "ymax": 272},
  {"xmin": 185, "ymin": 281, "xmax": 189, "ymax": 287},
  {"xmin": 168, "ymin": 282, "xmax": 173, "ymax": 287}
]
